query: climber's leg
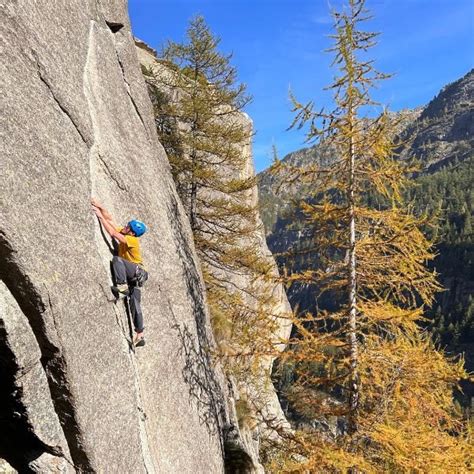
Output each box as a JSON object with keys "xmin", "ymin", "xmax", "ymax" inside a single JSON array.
[
  {"xmin": 129, "ymin": 287, "xmax": 144, "ymax": 334},
  {"xmin": 111, "ymin": 256, "xmax": 136, "ymax": 297}
]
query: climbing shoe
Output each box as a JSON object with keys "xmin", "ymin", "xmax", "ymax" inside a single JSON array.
[
  {"xmin": 134, "ymin": 334, "xmax": 145, "ymax": 347},
  {"xmin": 111, "ymin": 283, "xmax": 129, "ymax": 299},
  {"xmin": 135, "ymin": 338, "xmax": 145, "ymax": 348}
]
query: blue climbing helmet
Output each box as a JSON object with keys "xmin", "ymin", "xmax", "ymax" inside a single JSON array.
[{"xmin": 128, "ymin": 220, "xmax": 147, "ymax": 237}]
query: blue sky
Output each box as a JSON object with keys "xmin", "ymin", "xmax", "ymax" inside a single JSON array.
[{"xmin": 128, "ymin": 0, "xmax": 474, "ymax": 172}]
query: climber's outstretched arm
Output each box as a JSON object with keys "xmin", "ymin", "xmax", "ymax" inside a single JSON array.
[
  {"xmin": 91, "ymin": 198, "xmax": 118, "ymax": 228},
  {"xmin": 91, "ymin": 201, "xmax": 127, "ymax": 244}
]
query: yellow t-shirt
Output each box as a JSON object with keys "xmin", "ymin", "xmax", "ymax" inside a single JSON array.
[{"xmin": 117, "ymin": 228, "xmax": 143, "ymax": 265}]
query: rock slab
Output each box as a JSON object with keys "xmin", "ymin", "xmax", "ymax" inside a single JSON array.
[{"xmin": 1, "ymin": 0, "xmax": 249, "ymax": 472}]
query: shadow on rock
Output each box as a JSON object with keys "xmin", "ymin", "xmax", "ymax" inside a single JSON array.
[{"xmin": 165, "ymin": 192, "xmax": 227, "ymax": 442}]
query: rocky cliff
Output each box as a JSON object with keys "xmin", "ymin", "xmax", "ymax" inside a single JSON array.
[
  {"xmin": 1, "ymin": 1, "xmax": 257, "ymax": 472},
  {"xmin": 398, "ymin": 69, "xmax": 473, "ymax": 171}
]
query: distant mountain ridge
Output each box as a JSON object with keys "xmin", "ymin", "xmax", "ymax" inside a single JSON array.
[
  {"xmin": 398, "ymin": 68, "xmax": 474, "ymax": 172},
  {"xmin": 258, "ymin": 108, "xmax": 423, "ymax": 235},
  {"xmin": 258, "ymin": 68, "xmax": 473, "ymax": 235}
]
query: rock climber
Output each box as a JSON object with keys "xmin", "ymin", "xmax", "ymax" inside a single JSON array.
[{"xmin": 91, "ymin": 198, "xmax": 148, "ymax": 347}]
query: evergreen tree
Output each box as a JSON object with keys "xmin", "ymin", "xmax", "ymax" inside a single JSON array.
[
  {"xmin": 145, "ymin": 16, "xmax": 287, "ymax": 422},
  {"xmin": 268, "ymin": 0, "xmax": 472, "ymax": 470}
]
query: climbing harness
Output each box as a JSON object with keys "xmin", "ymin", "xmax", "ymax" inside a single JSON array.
[{"xmin": 130, "ymin": 266, "xmax": 148, "ymax": 288}]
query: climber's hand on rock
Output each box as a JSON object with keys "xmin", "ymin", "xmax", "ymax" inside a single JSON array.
[
  {"xmin": 91, "ymin": 201, "xmax": 115, "ymax": 227},
  {"xmin": 92, "ymin": 206, "xmax": 103, "ymax": 219},
  {"xmin": 91, "ymin": 197, "xmax": 101, "ymax": 208}
]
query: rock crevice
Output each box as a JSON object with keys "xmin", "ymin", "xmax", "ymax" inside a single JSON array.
[
  {"xmin": 0, "ymin": 234, "xmax": 90, "ymax": 472},
  {"xmin": 33, "ymin": 54, "xmax": 89, "ymax": 145}
]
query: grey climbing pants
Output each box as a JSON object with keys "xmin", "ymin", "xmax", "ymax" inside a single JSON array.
[{"xmin": 112, "ymin": 256, "xmax": 147, "ymax": 333}]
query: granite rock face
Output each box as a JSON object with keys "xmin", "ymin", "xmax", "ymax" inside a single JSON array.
[
  {"xmin": 1, "ymin": 1, "xmax": 250, "ymax": 472},
  {"xmin": 0, "ymin": 282, "xmax": 72, "ymax": 472}
]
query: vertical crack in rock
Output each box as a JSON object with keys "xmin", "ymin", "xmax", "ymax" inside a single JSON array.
[
  {"xmin": 83, "ymin": 20, "xmax": 156, "ymax": 472},
  {"xmin": 109, "ymin": 32, "xmax": 151, "ymax": 143},
  {"xmin": 105, "ymin": 296, "xmax": 156, "ymax": 473},
  {"xmin": 101, "ymin": 286, "xmax": 157, "ymax": 473},
  {"xmin": 83, "ymin": 20, "xmax": 102, "ymax": 212},
  {"xmin": 31, "ymin": 51, "xmax": 89, "ymax": 145},
  {"xmin": 128, "ymin": 352, "xmax": 156, "ymax": 474},
  {"xmin": 0, "ymin": 233, "xmax": 93, "ymax": 471},
  {"xmin": 106, "ymin": 290, "xmax": 157, "ymax": 473}
]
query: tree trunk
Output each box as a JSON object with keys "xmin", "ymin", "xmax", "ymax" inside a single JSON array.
[{"xmin": 348, "ymin": 113, "xmax": 359, "ymax": 435}]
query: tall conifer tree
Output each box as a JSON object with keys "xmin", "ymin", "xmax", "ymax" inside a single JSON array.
[
  {"xmin": 158, "ymin": 15, "xmax": 253, "ymax": 233},
  {"xmin": 268, "ymin": 0, "xmax": 472, "ymax": 470},
  {"xmin": 145, "ymin": 16, "xmax": 285, "ymax": 407}
]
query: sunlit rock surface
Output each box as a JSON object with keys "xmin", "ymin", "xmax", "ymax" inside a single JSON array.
[{"xmin": 1, "ymin": 1, "xmax": 254, "ymax": 471}]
